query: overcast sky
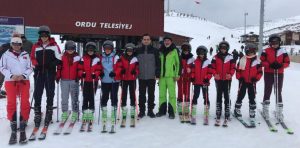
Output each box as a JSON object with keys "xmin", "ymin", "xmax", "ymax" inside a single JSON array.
[{"xmin": 166, "ymin": 0, "xmax": 300, "ymax": 28}]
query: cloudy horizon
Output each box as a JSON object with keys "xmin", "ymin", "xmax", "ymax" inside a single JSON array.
[{"xmin": 166, "ymin": 0, "xmax": 300, "ymax": 28}]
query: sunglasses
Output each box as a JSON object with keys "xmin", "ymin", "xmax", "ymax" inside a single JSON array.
[
  {"xmin": 11, "ymin": 43, "xmax": 22, "ymax": 46},
  {"xmin": 220, "ymin": 45, "xmax": 228, "ymax": 49},
  {"xmin": 271, "ymin": 41, "xmax": 280, "ymax": 45},
  {"xmin": 40, "ymin": 34, "xmax": 49, "ymax": 38}
]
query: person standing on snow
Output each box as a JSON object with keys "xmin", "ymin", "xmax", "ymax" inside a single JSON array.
[
  {"xmin": 233, "ymin": 43, "xmax": 262, "ymax": 124},
  {"xmin": 78, "ymin": 42, "xmax": 102, "ymax": 128},
  {"xmin": 177, "ymin": 42, "xmax": 194, "ymax": 123},
  {"xmin": 211, "ymin": 41, "xmax": 236, "ymax": 126},
  {"xmin": 260, "ymin": 34, "xmax": 290, "ymax": 122},
  {"xmin": 30, "ymin": 25, "xmax": 61, "ymax": 128},
  {"xmin": 99, "ymin": 40, "xmax": 122, "ymax": 133},
  {"xmin": 0, "ymin": 34, "xmax": 33, "ymax": 144},
  {"xmin": 135, "ymin": 34, "xmax": 160, "ymax": 119},
  {"xmin": 156, "ymin": 36, "xmax": 181, "ymax": 119},
  {"xmin": 119, "ymin": 43, "xmax": 139, "ymax": 127},
  {"xmin": 56, "ymin": 40, "xmax": 81, "ymax": 123},
  {"xmin": 190, "ymin": 46, "xmax": 213, "ymax": 125}
]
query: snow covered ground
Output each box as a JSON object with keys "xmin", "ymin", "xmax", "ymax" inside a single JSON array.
[{"xmin": 0, "ymin": 14, "xmax": 299, "ymax": 148}]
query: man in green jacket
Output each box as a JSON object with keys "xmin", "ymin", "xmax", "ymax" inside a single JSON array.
[{"xmin": 156, "ymin": 36, "xmax": 181, "ymax": 119}]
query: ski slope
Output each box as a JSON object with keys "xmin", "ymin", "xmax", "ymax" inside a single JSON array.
[{"xmin": 0, "ymin": 14, "xmax": 299, "ymax": 148}]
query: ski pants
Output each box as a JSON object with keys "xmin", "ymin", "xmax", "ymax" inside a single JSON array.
[
  {"xmin": 6, "ymin": 80, "xmax": 30, "ymax": 121},
  {"xmin": 263, "ymin": 72, "xmax": 283, "ymax": 103},
  {"xmin": 236, "ymin": 81, "xmax": 256, "ymax": 107},
  {"xmin": 138, "ymin": 79, "xmax": 156, "ymax": 112},
  {"xmin": 33, "ymin": 71, "xmax": 55, "ymax": 109},
  {"xmin": 177, "ymin": 77, "xmax": 191, "ymax": 102},
  {"xmin": 215, "ymin": 80, "xmax": 231, "ymax": 118},
  {"xmin": 101, "ymin": 82, "xmax": 119, "ymax": 107},
  {"xmin": 60, "ymin": 80, "xmax": 79, "ymax": 112},
  {"xmin": 159, "ymin": 77, "xmax": 176, "ymax": 113},
  {"xmin": 121, "ymin": 80, "xmax": 136, "ymax": 107},
  {"xmin": 192, "ymin": 85, "xmax": 210, "ymax": 106},
  {"xmin": 82, "ymin": 81, "xmax": 98, "ymax": 111}
]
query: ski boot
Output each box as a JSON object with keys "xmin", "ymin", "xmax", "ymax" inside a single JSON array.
[
  {"xmin": 190, "ymin": 105, "xmax": 197, "ymax": 125},
  {"xmin": 262, "ymin": 100, "xmax": 270, "ymax": 120},
  {"xmin": 9, "ymin": 121, "xmax": 17, "ymax": 145},
  {"xmin": 19, "ymin": 120, "xmax": 28, "ymax": 144},
  {"xmin": 130, "ymin": 106, "xmax": 136, "ymax": 128},
  {"xmin": 121, "ymin": 107, "xmax": 127, "ymax": 128}
]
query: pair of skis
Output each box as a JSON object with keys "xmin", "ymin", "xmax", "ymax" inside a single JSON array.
[
  {"xmin": 28, "ymin": 125, "xmax": 50, "ymax": 141},
  {"xmin": 259, "ymin": 110, "xmax": 294, "ymax": 135},
  {"xmin": 231, "ymin": 112, "xmax": 256, "ymax": 128}
]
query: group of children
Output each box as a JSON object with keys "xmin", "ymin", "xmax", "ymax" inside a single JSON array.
[{"xmin": 2, "ymin": 25, "xmax": 290, "ymax": 144}]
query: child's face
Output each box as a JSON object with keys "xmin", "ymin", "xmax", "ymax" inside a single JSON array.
[
  {"xmin": 247, "ymin": 51, "xmax": 255, "ymax": 56},
  {"xmin": 198, "ymin": 54, "xmax": 205, "ymax": 59},
  {"xmin": 66, "ymin": 50, "xmax": 75, "ymax": 54},
  {"xmin": 104, "ymin": 48, "xmax": 112, "ymax": 55},
  {"xmin": 127, "ymin": 51, "xmax": 133, "ymax": 56},
  {"xmin": 87, "ymin": 50, "xmax": 94, "ymax": 55}
]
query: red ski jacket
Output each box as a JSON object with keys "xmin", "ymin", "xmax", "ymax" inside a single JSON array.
[
  {"xmin": 260, "ymin": 47, "xmax": 290, "ymax": 74},
  {"xmin": 119, "ymin": 55, "xmax": 139, "ymax": 80},
  {"xmin": 191, "ymin": 57, "xmax": 213, "ymax": 85},
  {"xmin": 236, "ymin": 56, "xmax": 262, "ymax": 83},
  {"xmin": 211, "ymin": 53, "xmax": 236, "ymax": 80},
  {"xmin": 56, "ymin": 52, "xmax": 81, "ymax": 80},
  {"xmin": 78, "ymin": 54, "xmax": 102, "ymax": 82}
]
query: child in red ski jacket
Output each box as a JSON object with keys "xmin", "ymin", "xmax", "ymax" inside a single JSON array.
[
  {"xmin": 190, "ymin": 46, "xmax": 213, "ymax": 124},
  {"xmin": 234, "ymin": 43, "xmax": 262, "ymax": 123},
  {"xmin": 119, "ymin": 43, "xmax": 139, "ymax": 127}
]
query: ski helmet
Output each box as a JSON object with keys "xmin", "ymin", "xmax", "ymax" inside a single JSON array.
[
  {"xmin": 38, "ymin": 25, "xmax": 51, "ymax": 36},
  {"xmin": 268, "ymin": 34, "xmax": 281, "ymax": 45},
  {"xmin": 196, "ymin": 45, "xmax": 208, "ymax": 56},
  {"xmin": 163, "ymin": 35, "xmax": 173, "ymax": 41},
  {"xmin": 65, "ymin": 40, "xmax": 76, "ymax": 51},
  {"xmin": 244, "ymin": 43, "xmax": 257, "ymax": 54},
  {"xmin": 181, "ymin": 42, "xmax": 191, "ymax": 52},
  {"xmin": 102, "ymin": 40, "xmax": 114, "ymax": 49},
  {"xmin": 85, "ymin": 42, "xmax": 97, "ymax": 52},
  {"xmin": 125, "ymin": 43, "xmax": 135, "ymax": 52},
  {"xmin": 218, "ymin": 41, "xmax": 230, "ymax": 51}
]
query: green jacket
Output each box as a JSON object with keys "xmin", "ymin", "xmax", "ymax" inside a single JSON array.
[{"xmin": 159, "ymin": 44, "xmax": 181, "ymax": 78}]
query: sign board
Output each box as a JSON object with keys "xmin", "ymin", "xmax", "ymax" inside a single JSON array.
[
  {"xmin": 25, "ymin": 26, "xmax": 39, "ymax": 43},
  {"xmin": 0, "ymin": 16, "xmax": 24, "ymax": 46}
]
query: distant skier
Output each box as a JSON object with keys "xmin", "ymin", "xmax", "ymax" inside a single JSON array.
[
  {"xmin": 232, "ymin": 49, "xmax": 239, "ymax": 62},
  {"xmin": 209, "ymin": 47, "xmax": 213, "ymax": 56}
]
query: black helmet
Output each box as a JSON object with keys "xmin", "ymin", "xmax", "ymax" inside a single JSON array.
[
  {"xmin": 65, "ymin": 40, "xmax": 76, "ymax": 50},
  {"xmin": 196, "ymin": 45, "xmax": 208, "ymax": 55},
  {"xmin": 218, "ymin": 41, "xmax": 230, "ymax": 51},
  {"xmin": 85, "ymin": 42, "xmax": 97, "ymax": 52},
  {"xmin": 268, "ymin": 34, "xmax": 281, "ymax": 43},
  {"xmin": 181, "ymin": 42, "xmax": 191, "ymax": 52},
  {"xmin": 245, "ymin": 43, "xmax": 257, "ymax": 54}
]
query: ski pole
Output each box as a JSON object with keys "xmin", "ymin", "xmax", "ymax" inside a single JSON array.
[
  {"xmin": 205, "ymin": 85, "xmax": 209, "ymax": 113},
  {"xmin": 133, "ymin": 80, "xmax": 138, "ymax": 121},
  {"xmin": 98, "ymin": 82, "xmax": 102, "ymax": 125},
  {"xmin": 56, "ymin": 81, "xmax": 59, "ymax": 122}
]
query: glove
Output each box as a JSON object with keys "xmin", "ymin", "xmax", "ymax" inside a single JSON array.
[
  {"xmin": 109, "ymin": 72, "xmax": 116, "ymax": 78},
  {"xmin": 190, "ymin": 78, "xmax": 195, "ymax": 82},
  {"xmin": 75, "ymin": 78, "xmax": 79, "ymax": 83},
  {"xmin": 131, "ymin": 70, "xmax": 136, "ymax": 75},
  {"xmin": 81, "ymin": 73, "xmax": 86, "ymax": 78},
  {"xmin": 203, "ymin": 78, "xmax": 209, "ymax": 84},
  {"xmin": 251, "ymin": 78, "xmax": 257, "ymax": 83},
  {"xmin": 55, "ymin": 78, "xmax": 59, "ymax": 84},
  {"xmin": 121, "ymin": 69, "xmax": 126, "ymax": 75},
  {"xmin": 91, "ymin": 73, "xmax": 96, "ymax": 79},
  {"xmin": 100, "ymin": 72, "xmax": 105, "ymax": 79},
  {"xmin": 270, "ymin": 62, "xmax": 283, "ymax": 69},
  {"xmin": 239, "ymin": 77, "xmax": 244, "ymax": 83}
]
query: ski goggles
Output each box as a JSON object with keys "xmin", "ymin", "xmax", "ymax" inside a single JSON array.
[{"xmin": 11, "ymin": 42, "xmax": 22, "ymax": 46}]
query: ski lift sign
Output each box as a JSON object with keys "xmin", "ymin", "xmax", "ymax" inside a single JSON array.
[{"xmin": 0, "ymin": 16, "xmax": 24, "ymax": 46}]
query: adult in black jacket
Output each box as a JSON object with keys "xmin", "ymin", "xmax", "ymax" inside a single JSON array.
[{"xmin": 30, "ymin": 26, "xmax": 61, "ymax": 127}]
